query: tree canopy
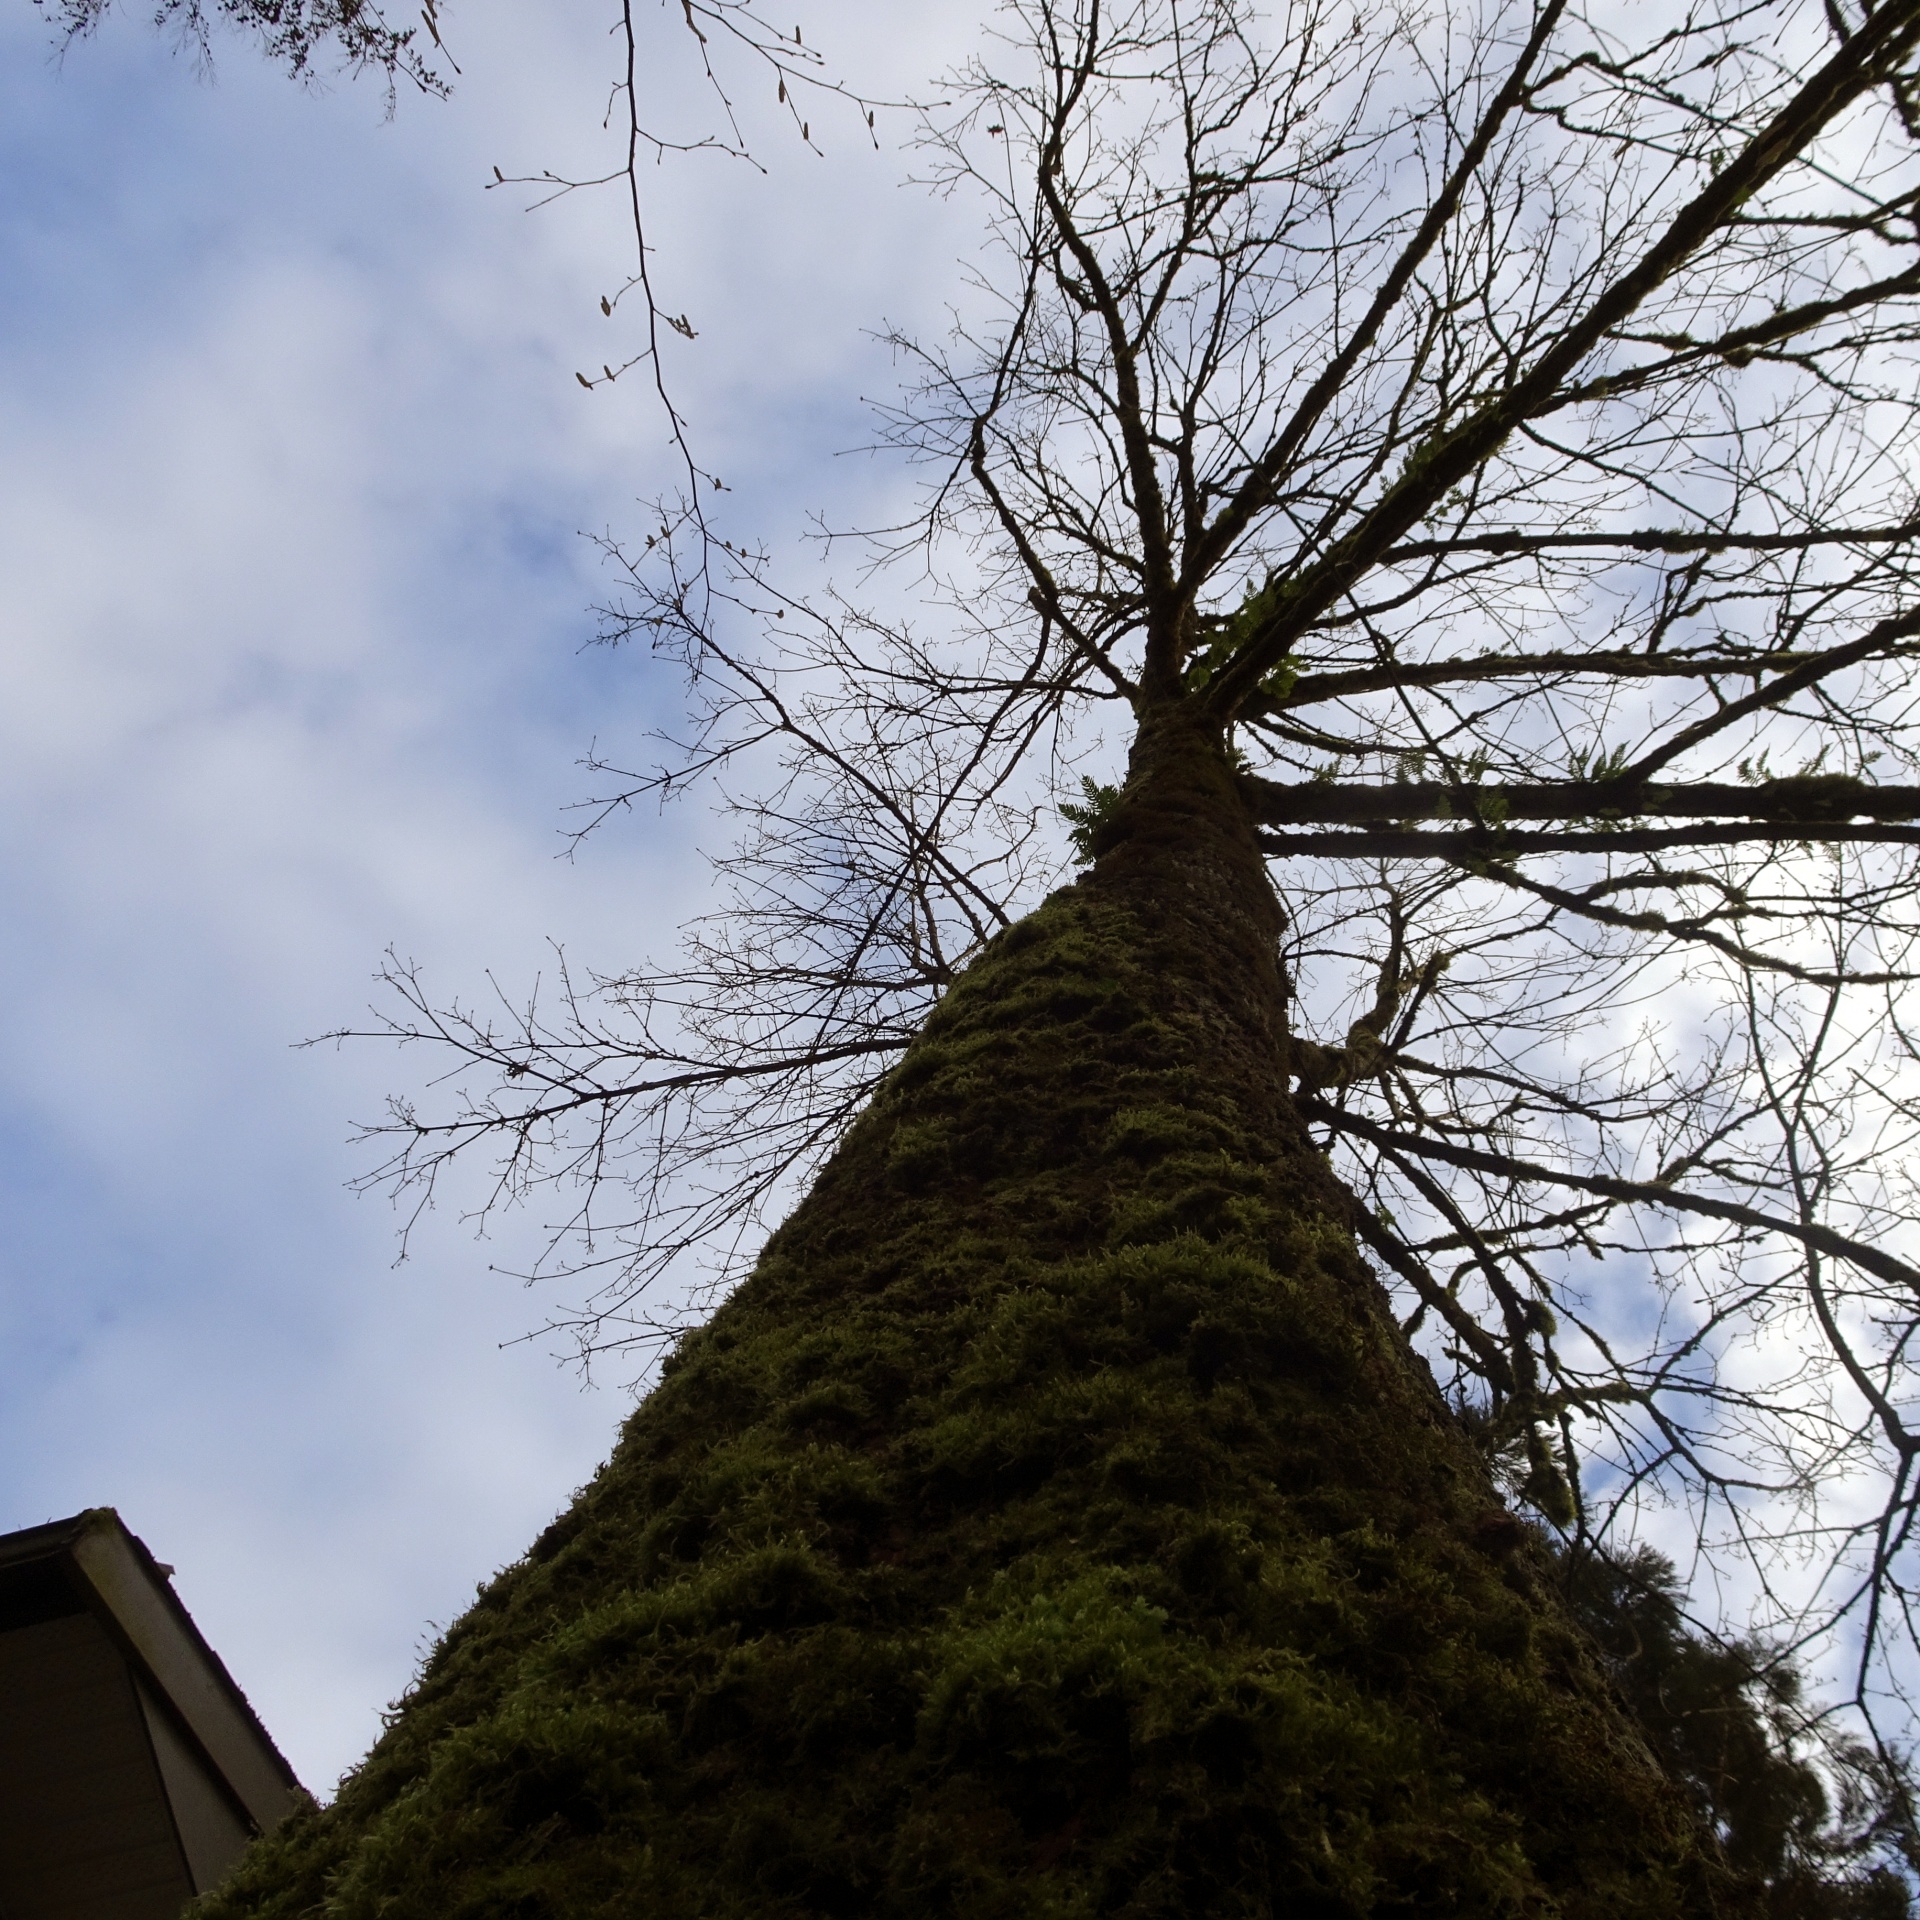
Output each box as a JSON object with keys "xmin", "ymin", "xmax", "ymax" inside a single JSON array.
[
  {"xmin": 57, "ymin": 0, "xmax": 1920, "ymax": 1908},
  {"xmin": 341, "ymin": 0, "xmax": 1920, "ymax": 1754}
]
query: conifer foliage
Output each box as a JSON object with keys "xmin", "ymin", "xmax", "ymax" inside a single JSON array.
[{"xmin": 1566, "ymin": 1549, "xmax": 1919, "ymax": 1917}]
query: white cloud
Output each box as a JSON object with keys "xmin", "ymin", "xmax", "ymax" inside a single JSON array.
[{"xmin": 0, "ymin": 0, "xmax": 972, "ymax": 1790}]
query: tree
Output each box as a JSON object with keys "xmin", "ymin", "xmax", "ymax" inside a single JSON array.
[
  {"xmin": 36, "ymin": 0, "xmax": 448, "ymax": 93},
  {"xmin": 100, "ymin": 0, "xmax": 1920, "ymax": 1908},
  {"xmin": 1566, "ymin": 1547, "xmax": 1919, "ymax": 1918}
]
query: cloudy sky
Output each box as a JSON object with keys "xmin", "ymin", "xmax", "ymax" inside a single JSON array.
[{"xmin": 0, "ymin": 0, "xmax": 973, "ymax": 1793}]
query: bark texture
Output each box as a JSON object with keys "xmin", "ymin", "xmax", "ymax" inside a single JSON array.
[{"xmin": 203, "ymin": 722, "xmax": 1735, "ymax": 1918}]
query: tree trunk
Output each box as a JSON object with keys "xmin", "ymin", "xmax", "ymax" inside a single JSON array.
[{"xmin": 207, "ymin": 717, "xmax": 1737, "ymax": 1918}]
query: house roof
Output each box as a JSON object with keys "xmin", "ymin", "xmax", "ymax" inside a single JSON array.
[{"xmin": 0, "ymin": 1508, "xmax": 303, "ymax": 1838}]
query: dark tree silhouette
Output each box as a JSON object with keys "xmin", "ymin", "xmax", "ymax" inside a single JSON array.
[
  {"xmin": 71, "ymin": 0, "xmax": 1920, "ymax": 1909},
  {"xmin": 1566, "ymin": 1546, "xmax": 1919, "ymax": 1916}
]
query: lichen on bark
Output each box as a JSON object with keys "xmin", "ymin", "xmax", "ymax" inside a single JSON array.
[{"xmin": 202, "ymin": 723, "xmax": 1737, "ymax": 1917}]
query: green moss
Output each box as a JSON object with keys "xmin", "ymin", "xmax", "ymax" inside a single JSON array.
[{"xmin": 201, "ymin": 749, "xmax": 1740, "ymax": 1919}]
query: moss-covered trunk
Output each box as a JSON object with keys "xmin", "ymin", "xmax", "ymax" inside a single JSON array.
[{"xmin": 207, "ymin": 718, "xmax": 1735, "ymax": 1918}]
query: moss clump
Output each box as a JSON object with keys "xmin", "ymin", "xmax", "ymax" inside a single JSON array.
[{"xmin": 203, "ymin": 730, "xmax": 1737, "ymax": 1918}]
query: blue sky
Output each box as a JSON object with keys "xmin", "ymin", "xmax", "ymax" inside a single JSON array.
[{"xmin": 0, "ymin": 0, "xmax": 968, "ymax": 1793}]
